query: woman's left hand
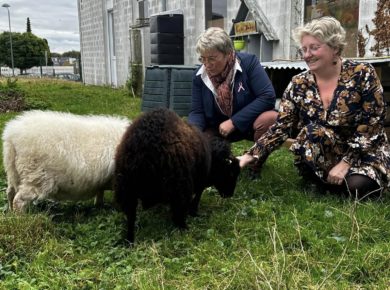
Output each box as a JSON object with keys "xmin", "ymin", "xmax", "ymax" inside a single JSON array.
[
  {"xmin": 327, "ymin": 160, "xmax": 351, "ymax": 185},
  {"xmin": 237, "ymin": 153, "xmax": 256, "ymax": 168},
  {"xmin": 219, "ymin": 119, "xmax": 235, "ymax": 137}
]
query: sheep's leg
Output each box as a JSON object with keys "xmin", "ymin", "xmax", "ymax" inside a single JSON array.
[
  {"xmin": 6, "ymin": 185, "xmax": 16, "ymax": 211},
  {"xmin": 94, "ymin": 190, "xmax": 104, "ymax": 207},
  {"xmin": 125, "ymin": 198, "xmax": 138, "ymax": 244},
  {"xmin": 189, "ymin": 191, "xmax": 202, "ymax": 216},
  {"xmin": 170, "ymin": 192, "xmax": 189, "ymax": 229},
  {"xmin": 12, "ymin": 185, "xmax": 39, "ymax": 213}
]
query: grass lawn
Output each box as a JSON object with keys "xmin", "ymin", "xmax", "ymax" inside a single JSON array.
[{"xmin": 0, "ymin": 78, "xmax": 389, "ymax": 289}]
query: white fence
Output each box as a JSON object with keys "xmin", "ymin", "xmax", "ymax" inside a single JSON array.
[
  {"xmin": 0, "ymin": 67, "xmax": 19, "ymax": 76},
  {"xmin": 26, "ymin": 66, "xmax": 75, "ymax": 76},
  {"xmin": 0, "ymin": 66, "xmax": 75, "ymax": 77}
]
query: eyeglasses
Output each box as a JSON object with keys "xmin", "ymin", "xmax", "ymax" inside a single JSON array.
[
  {"xmin": 198, "ymin": 54, "xmax": 223, "ymax": 64},
  {"xmin": 297, "ymin": 44, "xmax": 324, "ymax": 58}
]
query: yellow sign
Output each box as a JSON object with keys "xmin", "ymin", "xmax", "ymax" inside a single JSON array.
[{"xmin": 234, "ymin": 20, "xmax": 257, "ymax": 35}]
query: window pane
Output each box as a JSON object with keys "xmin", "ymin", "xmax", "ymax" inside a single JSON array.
[
  {"xmin": 206, "ymin": 0, "xmax": 227, "ymax": 29},
  {"xmin": 304, "ymin": 0, "xmax": 359, "ymax": 57}
]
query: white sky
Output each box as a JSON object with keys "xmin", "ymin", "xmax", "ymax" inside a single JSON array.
[{"xmin": 0, "ymin": 0, "xmax": 80, "ymax": 54}]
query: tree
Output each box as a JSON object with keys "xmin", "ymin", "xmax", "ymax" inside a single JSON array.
[
  {"xmin": 0, "ymin": 32, "xmax": 19, "ymax": 68},
  {"xmin": 62, "ymin": 50, "xmax": 81, "ymax": 59},
  {"xmin": 26, "ymin": 17, "xmax": 32, "ymax": 33},
  {"xmin": 370, "ymin": 0, "xmax": 390, "ymax": 56},
  {"xmin": 0, "ymin": 32, "xmax": 51, "ymax": 73}
]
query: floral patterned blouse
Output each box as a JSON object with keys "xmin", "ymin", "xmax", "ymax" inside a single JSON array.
[{"xmin": 249, "ymin": 59, "xmax": 390, "ymax": 188}]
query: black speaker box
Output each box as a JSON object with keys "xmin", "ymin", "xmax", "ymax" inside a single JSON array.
[{"xmin": 150, "ymin": 14, "xmax": 184, "ymax": 34}]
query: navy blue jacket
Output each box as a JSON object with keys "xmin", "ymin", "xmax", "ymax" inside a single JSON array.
[{"xmin": 188, "ymin": 52, "xmax": 276, "ymax": 133}]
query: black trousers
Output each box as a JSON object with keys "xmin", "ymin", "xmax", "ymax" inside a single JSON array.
[{"xmin": 296, "ymin": 163, "xmax": 382, "ymax": 199}]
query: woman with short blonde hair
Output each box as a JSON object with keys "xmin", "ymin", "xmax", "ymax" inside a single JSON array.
[
  {"xmin": 189, "ymin": 27, "xmax": 278, "ymax": 142},
  {"xmin": 293, "ymin": 16, "xmax": 347, "ymax": 56},
  {"xmin": 195, "ymin": 27, "xmax": 234, "ymax": 55},
  {"xmin": 239, "ymin": 16, "xmax": 389, "ymax": 199}
]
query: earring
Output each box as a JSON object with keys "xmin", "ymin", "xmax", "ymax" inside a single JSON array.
[{"xmin": 332, "ymin": 54, "xmax": 342, "ymax": 65}]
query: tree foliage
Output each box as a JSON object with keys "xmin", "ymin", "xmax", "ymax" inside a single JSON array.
[
  {"xmin": 26, "ymin": 17, "xmax": 32, "ymax": 33},
  {"xmin": 0, "ymin": 32, "xmax": 51, "ymax": 73},
  {"xmin": 62, "ymin": 50, "xmax": 81, "ymax": 58},
  {"xmin": 370, "ymin": 0, "xmax": 390, "ymax": 56}
]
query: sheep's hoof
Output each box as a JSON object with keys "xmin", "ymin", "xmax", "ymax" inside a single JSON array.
[
  {"xmin": 94, "ymin": 196, "xmax": 104, "ymax": 208},
  {"xmin": 115, "ymin": 238, "xmax": 134, "ymax": 247},
  {"xmin": 125, "ymin": 240, "xmax": 135, "ymax": 247},
  {"xmin": 3, "ymin": 203, "xmax": 10, "ymax": 213}
]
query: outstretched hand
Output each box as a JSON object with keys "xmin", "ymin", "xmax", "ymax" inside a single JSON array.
[{"xmin": 236, "ymin": 153, "xmax": 256, "ymax": 168}]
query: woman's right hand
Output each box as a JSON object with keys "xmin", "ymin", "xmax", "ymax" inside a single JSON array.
[{"xmin": 237, "ymin": 153, "xmax": 256, "ymax": 168}]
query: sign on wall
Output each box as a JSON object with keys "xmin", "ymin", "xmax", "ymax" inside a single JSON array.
[{"xmin": 234, "ymin": 20, "xmax": 257, "ymax": 35}]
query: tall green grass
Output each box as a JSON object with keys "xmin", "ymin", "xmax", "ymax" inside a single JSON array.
[{"xmin": 0, "ymin": 78, "xmax": 389, "ymax": 289}]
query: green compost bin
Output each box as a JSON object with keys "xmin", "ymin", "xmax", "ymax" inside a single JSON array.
[{"xmin": 141, "ymin": 65, "xmax": 198, "ymax": 117}]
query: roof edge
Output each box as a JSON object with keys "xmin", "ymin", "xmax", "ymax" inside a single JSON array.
[{"xmin": 242, "ymin": 0, "xmax": 279, "ymax": 41}]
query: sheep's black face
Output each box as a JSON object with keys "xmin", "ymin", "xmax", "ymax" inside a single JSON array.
[{"xmin": 213, "ymin": 156, "xmax": 240, "ymax": 198}]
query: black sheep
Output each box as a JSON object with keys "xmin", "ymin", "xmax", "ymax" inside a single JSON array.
[{"xmin": 114, "ymin": 108, "xmax": 240, "ymax": 243}]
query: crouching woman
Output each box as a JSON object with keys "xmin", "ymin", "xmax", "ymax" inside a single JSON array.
[{"xmin": 238, "ymin": 16, "xmax": 390, "ymax": 199}]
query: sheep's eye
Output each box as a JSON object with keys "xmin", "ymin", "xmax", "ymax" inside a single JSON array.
[{"xmin": 225, "ymin": 158, "xmax": 233, "ymax": 164}]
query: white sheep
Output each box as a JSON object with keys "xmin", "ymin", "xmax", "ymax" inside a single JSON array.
[{"xmin": 2, "ymin": 110, "xmax": 130, "ymax": 212}]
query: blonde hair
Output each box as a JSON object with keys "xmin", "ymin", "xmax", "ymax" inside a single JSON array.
[
  {"xmin": 196, "ymin": 27, "xmax": 234, "ymax": 55},
  {"xmin": 293, "ymin": 16, "xmax": 346, "ymax": 56}
]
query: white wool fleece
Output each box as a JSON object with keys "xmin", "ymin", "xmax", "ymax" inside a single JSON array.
[{"xmin": 2, "ymin": 110, "xmax": 131, "ymax": 212}]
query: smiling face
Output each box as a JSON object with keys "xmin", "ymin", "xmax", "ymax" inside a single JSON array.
[
  {"xmin": 199, "ymin": 49, "xmax": 230, "ymax": 77},
  {"xmin": 299, "ymin": 34, "xmax": 339, "ymax": 73}
]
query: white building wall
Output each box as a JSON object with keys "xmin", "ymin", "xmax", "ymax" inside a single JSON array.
[
  {"xmin": 147, "ymin": 0, "xmax": 205, "ymax": 65},
  {"xmin": 244, "ymin": 0, "xmax": 379, "ymax": 60},
  {"xmin": 113, "ymin": 0, "xmax": 133, "ymax": 86},
  {"xmin": 231, "ymin": 0, "xmax": 303, "ymax": 61},
  {"xmin": 77, "ymin": 0, "xmax": 132, "ymax": 86},
  {"xmin": 78, "ymin": 0, "xmax": 381, "ymax": 87},
  {"xmin": 148, "ymin": 0, "xmax": 163, "ymax": 15},
  {"xmin": 78, "ymin": 0, "xmax": 107, "ymax": 85},
  {"xmin": 167, "ymin": 0, "xmax": 205, "ymax": 65},
  {"xmin": 262, "ymin": 0, "xmax": 302, "ymax": 60},
  {"xmin": 257, "ymin": 0, "xmax": 288, "ymax": 60}
]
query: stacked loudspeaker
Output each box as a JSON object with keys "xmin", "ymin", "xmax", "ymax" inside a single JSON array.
[{"xmin": 150, "ymin": 13, "xmax": 184, "ymax": 65}]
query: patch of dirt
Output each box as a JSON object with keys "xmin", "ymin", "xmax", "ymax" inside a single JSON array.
[{"xmin": 0, "ymin": 92, "xmax": 26, "ymax": 113}]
